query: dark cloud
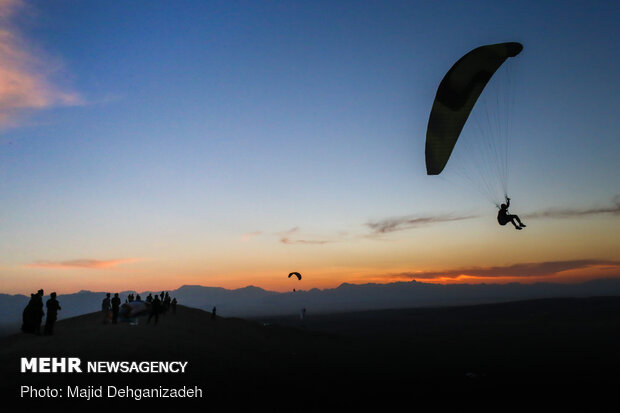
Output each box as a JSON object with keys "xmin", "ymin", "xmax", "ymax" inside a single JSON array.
[
  {"xmin": 366, "ymin": 214, "xmax": 477, "ymax": 234},
  {"xmin": 392, "ymin": 259, "xmax": 620, "ymax": 280},
  {"xmin": 527, "ymin": 196, "xmax": 620, "ymax": 219}
]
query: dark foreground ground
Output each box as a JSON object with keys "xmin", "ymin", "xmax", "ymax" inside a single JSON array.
[{"xmin": 1, "ymin": 297, "xmax": 619, "ymax": 409}]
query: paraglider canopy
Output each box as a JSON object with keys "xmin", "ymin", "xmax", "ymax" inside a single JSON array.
[
  {"xmin": 425, "ymin": 42, "xmax": 523, "ymax": 176},
  {"xmin": 288, "ymin": 272, "xmax": 302, "ymax": 280}
]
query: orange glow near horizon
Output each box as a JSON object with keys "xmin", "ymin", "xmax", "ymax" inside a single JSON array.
[{"xmin": 3, "ymin": 262, "xmax": 619, "ymax": 296}]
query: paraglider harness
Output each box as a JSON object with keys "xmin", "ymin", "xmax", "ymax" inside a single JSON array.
[{"xmin": 497, "ymin": 195, "xmax": 511, "ymax": 225}]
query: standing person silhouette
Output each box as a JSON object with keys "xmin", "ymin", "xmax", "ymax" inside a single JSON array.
[
  {"xmin": 44, "ymin": 292, "xmax": 61, "ymax": 335},
  {"xmin": 148, "ymin": 295, "xmax": 161, "ymax": 325},
  {"xmin": 111, "ymin": 293, "xmax": 121, "ymax": 324},
  {"xmin": 21, "ymin": 292, "xmax": 41, "ymax": 334},
  {"xmin": 101, "ymin": 293, "xmax": 111, "ymax": 324},
  {"xmin": 163, "ymin": 292, "xmax": 171, "ymax": 314},
  {"xmin": 33, "ymin": 289, "xmax": 45, "ymax": 334},
  {"xmin": 497, "ymin": 197, "xmax": 526, "ymax": 230}
]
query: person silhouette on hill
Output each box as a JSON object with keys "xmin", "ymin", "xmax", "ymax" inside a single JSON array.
[
  {"xmin": 148, "ymin": 295, "xmax": 161, "ymax": 325},
  {"xmin": 101, "ymin": 293, "xmax": 111, "ymax": 324},
  {"xmin": 21, "ymin": 290, "xmax": 44, "ymax": 334},
  {"xmin": 163, "ymin": 293, "xmax": 171, "ymax": 314},
  {"xmin": 21, "ymin": 294, "xmax": 36, "ymax": 333},
  {"xmin": 44, "ymin": 292, "xmax": 61, "ymax": 335},
  {"xmin": 32, "ymin": 289, "xmax": 44, "ymax": 334},
  {"xmin": 171, "ymin": 298, "xmax": 177, "ymax": 314},
  {"xmin": 211, "ymin": 306, "xmax": 216, "ymax": 320},
  {"xmin": 111, "ymin": 293, "xmax": 121, "ymax": 324},
  {"xmin": 146, "ymin": 293, "xmax": 153, "ymax": 303},
  {"xmin": 497, "ymin": 196, "xmax": 526, "ymax": 230}
]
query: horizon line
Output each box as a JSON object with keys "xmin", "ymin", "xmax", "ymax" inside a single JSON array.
[{"xmin": 2, "ymin": 276, "xmax": 619, "ymax": 297}]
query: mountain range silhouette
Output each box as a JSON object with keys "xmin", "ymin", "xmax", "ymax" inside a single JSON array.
[{"xmin": 3, "ymin": 278, "xmax": 620, "ymax": 335}]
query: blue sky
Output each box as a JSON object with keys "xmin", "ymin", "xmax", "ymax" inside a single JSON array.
[{"xmin": 0, "ymin": 0, "xmax": 618, "ymax": 293}]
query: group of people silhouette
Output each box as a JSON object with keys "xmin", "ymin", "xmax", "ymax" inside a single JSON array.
[
  {"xmin": 101, "ymin": 291, "xmax": 178, "ymax": 325},
  {"xmin": 21, "ymin": 289, "xmax": 61, "ymax": 335},
  {"xmin": 19, "ymin": 289, "xmax": 224, "ymax": 335},
  {"xmin": 19, "ymin": 289, "xmax": 183, "ymax": 336}
]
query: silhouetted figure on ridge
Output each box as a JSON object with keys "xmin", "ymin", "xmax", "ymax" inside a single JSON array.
[
  {"xmin": 21, "ymin": 294, "xmax": 35, "ymax": 333},
  {"xmin": 163, "ymin": 292, "xmax": 171, "ymax": 314},
  {"xmin": 44, "ymin": 292, "xmax": 61, "ymax": 335},
  {"xmin": 146, "ymin": 293, "xmax": 153, "ymax": 303},
  {"xmin": 171, "ymin": 298, "xmax": 177, "ymax": 314},
  {"xmin": 497, "ymin": 196, "xmax": 526, "ymax": 230},
  {"xmin": 211, "ymin": 306, "xmax": 216, "ymax": 320},
  {"xmin": 148, "ymin": 295, "xmax": 161, "ymax": 325},
  {"xmin": 111, "ymin": 293, "xmax": 121, "ymax": 324},
  {"xmin": 102, "ymin": 293, "xmax": 111, "ymax": 324},
  {"xmin": 128, "ymin": 293, "xmax": 134, "ymax": 303},
  {"xmin": 36, "ymin": 289, "xmax": 45, "ymax": 334},
  {"xmin": 135, "ymin": 294, "xmax": 141, "ymax": 301},
  {"xmin": 21, "ymin": 290, "xmax": 44, "ymax": 334},
  {"xmin": 32, "ymin": 289, "xmax": 45, "ymax": 334}
]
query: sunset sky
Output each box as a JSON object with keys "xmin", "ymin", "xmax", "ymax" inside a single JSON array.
[{"xmin": 0, "ymin": 0, "xmax": 618, "ymax": 295}]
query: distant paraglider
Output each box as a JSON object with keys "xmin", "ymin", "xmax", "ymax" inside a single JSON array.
[
  {"xmin": 289, "ymin": 272, "xmax": 302, "ymax": 292},
  {"xmin": 288, "ymin": 273, "xmax": 306, "ymax": 320}
]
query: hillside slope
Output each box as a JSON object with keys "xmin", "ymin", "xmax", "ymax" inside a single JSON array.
[{"xmin": 2, "ymin": 299, "xmax": 619, "ymax": 408}]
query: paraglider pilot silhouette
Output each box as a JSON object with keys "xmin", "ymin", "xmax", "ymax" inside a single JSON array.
[
  {"xmin": 425, "ymin": 42, "xmax": 528, "ymax": 230},
  {"xmin": 497, "ymin": 196, "xmax": 526, "ymax": 230}
]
